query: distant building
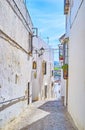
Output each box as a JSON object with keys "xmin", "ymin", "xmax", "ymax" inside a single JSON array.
[{"xmin": 54, "ymin": 61, "xmax": 61, "ymax": 80}]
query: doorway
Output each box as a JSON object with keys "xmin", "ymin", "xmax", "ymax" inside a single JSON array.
[
  {"xmin": 28, "ymin": 82, "xmax": 30, "ymax": 104},
  {"xmin": 45, "ymin": 85, "xmax": 47, "ymax": 98}
]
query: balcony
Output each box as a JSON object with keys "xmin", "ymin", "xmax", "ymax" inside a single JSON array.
[{"xmin": 64, "ymin": 0, "xmax": 70, "ymax": 14}]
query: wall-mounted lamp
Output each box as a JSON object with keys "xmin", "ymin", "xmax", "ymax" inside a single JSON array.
[
  {"xmin": 34, "ymin": 47, "xmax": 45, "ymax": 57},
  {"xmin": 32, "ymin": 28, "xmax": 38, "ymax": 37},
  {"xmin": 38, "ymin": 47, "xmax": 45, "ymax": 57}
]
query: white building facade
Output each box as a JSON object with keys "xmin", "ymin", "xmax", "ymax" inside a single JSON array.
[
  {"xmin": 59, "ymin": 36, "xmax": 69, "ymax": 106},
  {"xmin": 0, "ymin": 0, "xmax": 54, "ymax": 128},
  {"xmin": 32, "ymin": 36, "xmax": 54, "ymax": 101},
  {"xmin": 0, "ymin": 0, "xmax": 33, "ymax": 128},
  {"xmin": 64, "ymin": 0, "xmax": 85, "ymax": 129}
]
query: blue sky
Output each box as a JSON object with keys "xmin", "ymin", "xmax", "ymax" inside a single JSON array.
[{"xmin": 26, "ymin": 0, "xmax": 65, "ymax": 61}]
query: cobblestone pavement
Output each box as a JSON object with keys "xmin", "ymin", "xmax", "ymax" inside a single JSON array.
[
  {"xmin": 4, "ymin": 99, "xmax": 78, "ymax": 130},
  {"xmin": 20, "ymin": 100, "xmax": 78, "ymax": 130}
]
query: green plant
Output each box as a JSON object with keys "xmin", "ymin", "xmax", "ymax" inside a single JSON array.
[
  {"xmin": 62, "ymin": 64, "xmax": 68, "ymax": 71},
  {"xmin": 62, "ymin": 64, "xmax": 68, "ymax": 79}
]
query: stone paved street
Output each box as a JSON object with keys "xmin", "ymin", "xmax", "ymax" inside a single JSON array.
[
  {"xmin": 4, "ymin": 99, "xmax": 78, "ymax": 130},
  {"xmin": 21, "ymin": 100, "xmax": 78, "ymax": 130}
]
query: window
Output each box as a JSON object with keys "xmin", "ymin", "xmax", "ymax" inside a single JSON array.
[
  {"xmin": 32, "ymin": 61, "xmax": 37, "ymax": 69},
  {"xmin": 64, "ymin": 0, "xmax": 70, "ymax": 14},
  {"xmin": 42, "ymin": 61, "xmax": 46, "ymax": 75}
]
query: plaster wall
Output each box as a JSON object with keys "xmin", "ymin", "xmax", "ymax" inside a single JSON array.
[
  {"xmin": 32, "ymin": 37, "xmax": 54, "ymax": 100},
  {"xmin": 70, "ymin": 0, "xmax": 83, "ymax": 26},
  {"xmin": 61, "ymin": 69, "xmax": 65, "ymax": 97},
  {"xmin": 68, "ymin": 1, "xmax": 85, "ymax": 129},
  {"xmin": 0, "ymin": 0, "xmax": 33, "ymax": 128},
  {"xmin": 0, "ymin": 0, "xmax": 33, "ymax": 52}
]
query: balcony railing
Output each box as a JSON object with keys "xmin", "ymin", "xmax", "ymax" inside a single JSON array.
[{"xmin": 64, "ymin": 0, "xmax": 70, "ymax": 14}]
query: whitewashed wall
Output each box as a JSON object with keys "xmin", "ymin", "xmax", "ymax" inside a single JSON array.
[
  {"xmin": 70, "ymin": 0, "xmax": 83, "ymax": 26},
  {"xmin": 61, "ymin": 70, "xmax": 65, "ymax": 93},
  {"xmin": 32, "ymin": 37, "xmax": 54, "ymax": 101},
  {"xmin": 43, "ymin": 45, "xmax": 54, "ymax": 99},
  {"xmin": 0, "ymin": 0, "xmax": 33, "ymax": 128},
  {"xmin": 32, "ymin": 37, "xmax": 41, "ymax": 101},
  {"xmin": 68, "ymin": 0, "xmax": 85, "ymax": 129}
]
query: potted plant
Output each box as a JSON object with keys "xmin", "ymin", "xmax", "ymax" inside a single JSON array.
[
  {"xmin": 59, "ymin": 55, "xmax": 64, "ymax": 60},
  {"xmin": 62, "ymin": 64, "xmax": 68, "ymax": 79}
]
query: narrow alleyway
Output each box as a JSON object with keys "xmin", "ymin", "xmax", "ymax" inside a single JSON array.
[{"xmin": 5, "ymin": 99, "xmax": 78, "ymax": 130}]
